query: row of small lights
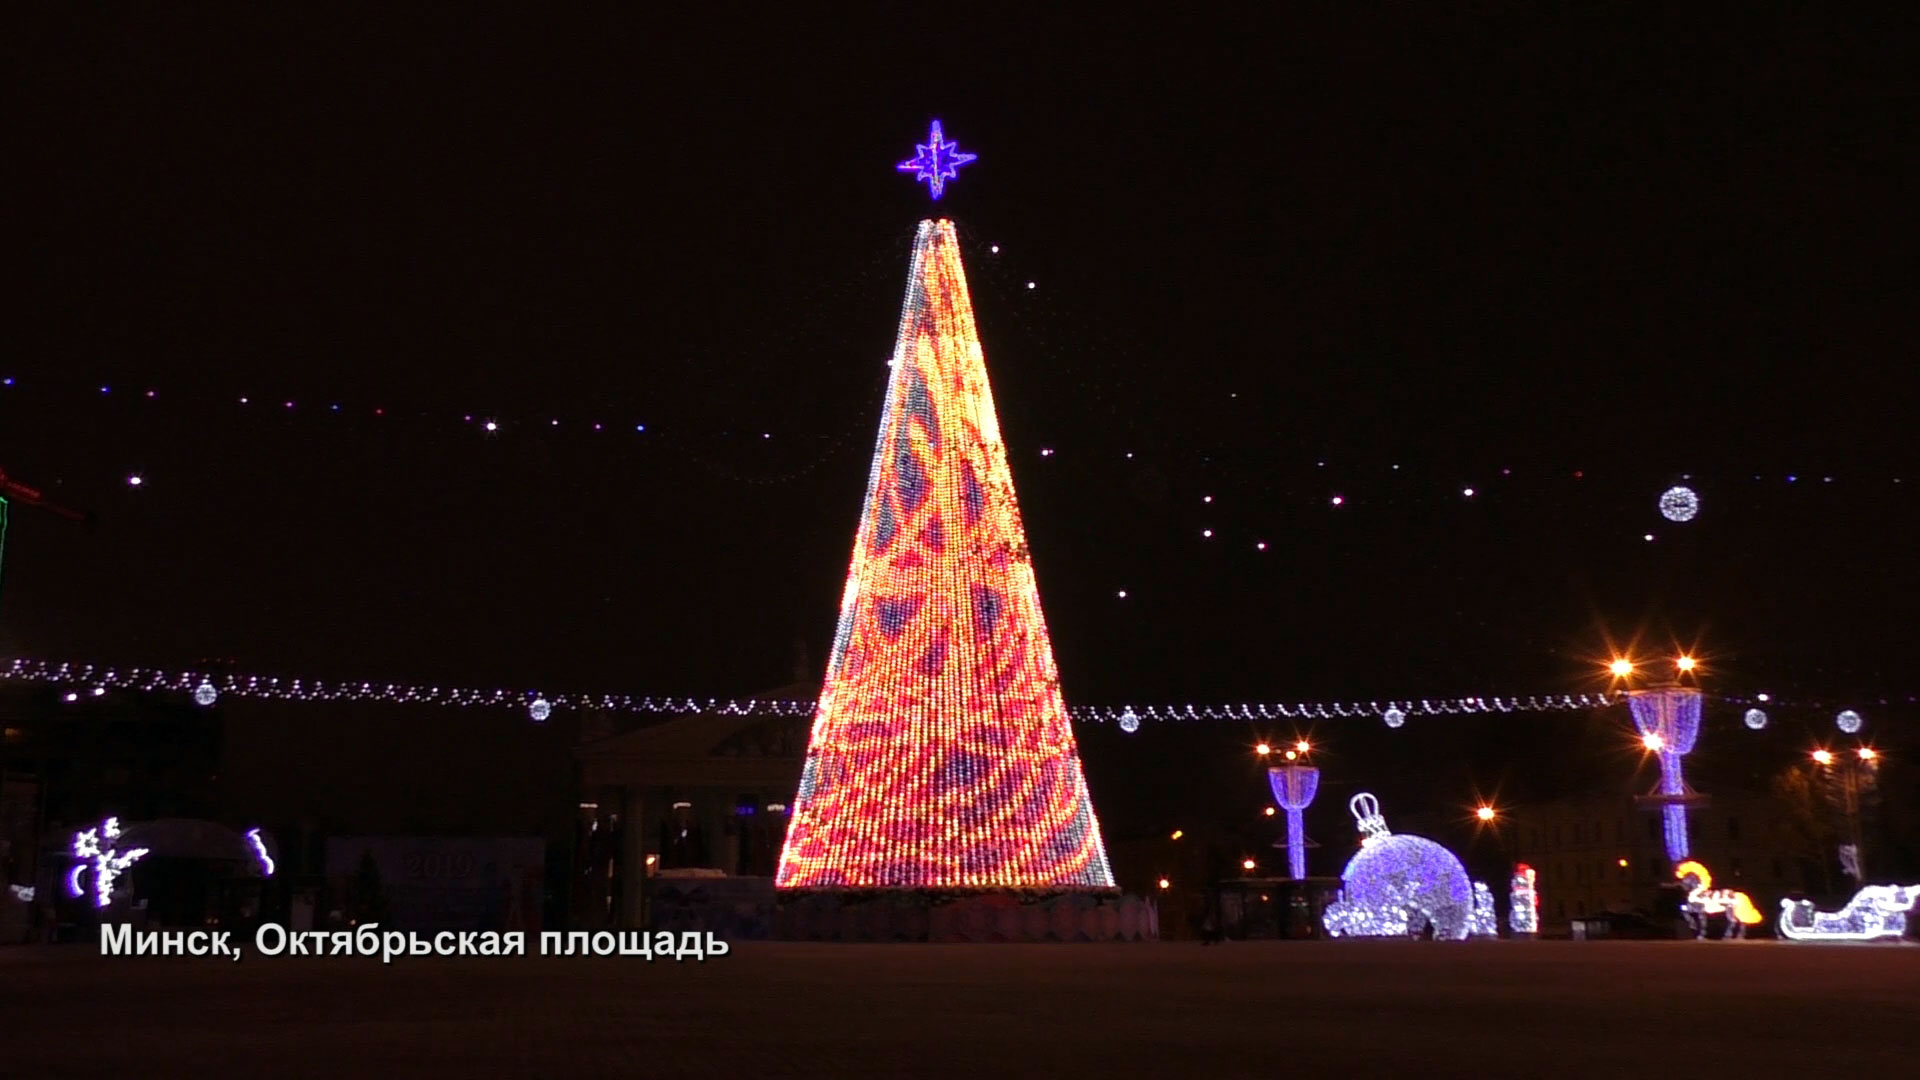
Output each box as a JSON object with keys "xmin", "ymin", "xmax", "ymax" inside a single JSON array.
[{"xmin": 2, "ymin": 657, "xmax": 1894, "ymax": 734}]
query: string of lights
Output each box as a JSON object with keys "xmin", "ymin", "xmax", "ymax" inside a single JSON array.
[
  {"xmin": 10, "ymin": 655, "xmax": 1900, "ymax": 731},
  {"xmin": 7, "ymin": 376, "xmax": 1913, "ymax": 500}
]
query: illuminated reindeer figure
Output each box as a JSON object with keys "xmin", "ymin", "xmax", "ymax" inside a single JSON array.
[{"xmin": 1675, "ymin": 860, "xmax": 1762, "ymax": 939}]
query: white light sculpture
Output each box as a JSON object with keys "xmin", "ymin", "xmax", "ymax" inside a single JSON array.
[
  {"xmin": 1659, "ymin": 486, "xmax": 1699, "ymax": 522},
  {"xmin": 1778, "ymin": 885, "xmax": 1920, "ymax": 942},
  {"xmin": 69, "ymin": 817, "xmax": 149, "ymax": 909},
  {"xmin": 1509, "ymin": 863, "xmax": 1539, "ymax": 935},
  {"xmin": 1322, "ymin": 793, "xmax": 1480, "ymax": 941},
  {"xmin": 1469, "ymin": 881, "xmax": 1498, "ymax": 938}
]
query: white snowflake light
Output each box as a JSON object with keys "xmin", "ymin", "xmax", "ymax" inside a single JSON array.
[
  {"xmin": 1382, "ymin": 706, "xmax": 1406, "ymax": 729},
  {"xmin": 1659, "ymin": 486, "xmax": 1699, "ymax": 522},
  {"xmin": 1836, "ymin": 709, "xmax": 1863, "ymax": 734},
  {"xmin": 1744, "ymin": 708, "xmax": 1768, "ymax": 730},
  {"xmin": 193, "ymin": 680, "xmax": 219, "ymax": 707},
  {"xmin": 528, "ymin": 698, "xmax": 552, "ymax": 723},
  {"xmin": 1118, "ymin": 708, "xmax": 1140, "ymax": 734}
]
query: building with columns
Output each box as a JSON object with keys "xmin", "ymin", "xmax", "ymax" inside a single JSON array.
[{"xmin": 571, "ymin": 682, "xmax": 813, "ymax": 929}]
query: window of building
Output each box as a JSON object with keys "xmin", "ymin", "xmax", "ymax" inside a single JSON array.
[
  {"xmin": 1726, "ymin": 817, "xmax": 1741, "ymax": 841},
  {"xmin": 1646, "ymin": 816, "xmax": 1659, "ymax": 841},
  {"xmin": 1771, "ymin": 858, "xmax": 1784, "ymax": 881},
  {"xmin": 1556, "ymin": 900, "xmax": 1566, "ymax": 919},
  {"xmin": 1615, "ymin": 819, "xmax": 1626, "ymax": 842},
  {"xmin": 1730, "ymin": 858, "xmax": 1743, "ymax": 876},
  {"xmin": 1553, "ymin": 825, "xmax": 1561, "ymax": 848},
  {"xmin": 1576, "ymin": 863, "xmax": 1585, "ymax": 883}
]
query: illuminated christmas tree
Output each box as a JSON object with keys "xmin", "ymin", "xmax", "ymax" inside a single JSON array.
[{"xmin": 775, "ymin": 215, "xmax": 1115, "ymax": 890}]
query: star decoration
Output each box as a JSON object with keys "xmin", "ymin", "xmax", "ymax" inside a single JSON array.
[{"xmin": 896, "ymin": 120, "xmax": 977, "ymax": 200}]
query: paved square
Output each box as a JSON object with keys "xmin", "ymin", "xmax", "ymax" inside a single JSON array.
[{"xmin": 6, "ymin": 939, "xmax": 1916, "ymax": 1076}]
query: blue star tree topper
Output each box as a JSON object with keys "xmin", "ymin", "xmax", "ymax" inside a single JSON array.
[{"xmin": 896, "ymin": 120, "xmax": 977, "ymax": 200}]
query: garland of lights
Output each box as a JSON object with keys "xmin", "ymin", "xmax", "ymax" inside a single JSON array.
[{"xmin": 5, "ymin": 658, "xmax": 1904, "ymax": 732}]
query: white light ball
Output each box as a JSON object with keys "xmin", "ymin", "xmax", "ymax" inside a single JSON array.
[
  {"xmin": 193, "ymin": 681, "xmax": 219, "ymax": 707},
  {"xmin": 1659, "ymin": 486, "xmax": 1699, "ymax": 522},
  {"xmin": 1836, "ymin": 709, "xmax": 1863, "ymax": 734},
  {"xmin": 1118, "ymin": 708, "xmax": 1140, "ymax": 734},
  {"xmin": 529, "ymin": 698, "xmax": 552, "ymax": 723},
  {"xmin": 1743, "ymin": 708, "xmax": 1767, "ymax": 730},
  {"xmin": 1383, "ymin": 706, "xmax": 1406, "ymax": 729}
]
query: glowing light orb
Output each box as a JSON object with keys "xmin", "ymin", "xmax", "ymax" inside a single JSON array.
[
  {"xmin": 1382, "ymin": 706, "xmax": 1406, "ymax": 729},
  {"xmin": 1812, "ymin": 749, "xmax": 1834, "ymax": 765},
  {"xmin": 1676, "ymin": 655, "xmax": 1696, "ymax": 672},
  {"xmin": 1476, "ymin": 806, "xmax": 1496, "ymax": 822},
  {"xmin": 1743, "ymin": 708, "xmax": 1768, "ymax": 730},
  {"xmin": 1836, "ymin": 709, "xmax": 1863, "ymax": 734},
  {"xmin": 1610, "ymin": 658, "xmax": 1635, "ymax": 677},
  {"xmin": 1641, "ymin": 732, "xmax": 1664, "ymax": 751},
  {"xmin": 127, "ymin": 474, "xmax": 143, "ymax": 487},
  {"xmin": 1118, "ymin": 708, "xmax": 1140, "ymax": 734},
  {"xmin": 192, "ymin": 680, "xmax": 219, "ymax": 707},
  {"xmin": 528, "ymin": 698, "xmax": 552, "ymax": 723},
  {"xmin": 1659, "ymin": 486, "xmax": 1700, "ymax": 522},
  {"xmin": 895, "ymin": 120, "xmax": 977, "ymax": 201}
]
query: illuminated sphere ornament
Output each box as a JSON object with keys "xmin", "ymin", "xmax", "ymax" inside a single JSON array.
[
  {"xmin": 1659, "ymin": 485, "xmax": 1700, "ymax": 522},
  {"xmin": 1323, "ymin": 794, "xmax": 1476, "ymax": 940},
  {"xmin": 192, "ymin": 680, "xmax": 219, "ymax": 708},
  {"xmin": 1118, "ymin": 708, "xmax": 1140, "ymax": 734},
  {"xmin": 895, "ymin": 120, "xmax": 978, "ymax": 201},
  {"xmin": 774, "ymin": 220, "xmax": 1114, "ymax": 890},
  {"xmin": 1743, "ymin": 708, "xmax": 1768, "ymax": 730},
  {"xmin": 528, "ymin": 697, "xmax": 552, "ymax": 723},
  {"xmin": 1836, "ymin": 709, "xmax": 1863, "ymax": 734},
  {"xmin": 1382, "ymin": 705, "xmax": 1406, "ymax": 729}
]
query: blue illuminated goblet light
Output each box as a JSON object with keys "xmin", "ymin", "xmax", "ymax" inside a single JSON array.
[
  {"xmin": 1629, "ymin": 685, "xmax": 1705, "ymax": 862},
  {"xmin": 1267, "ymin": 764, "xmax": 1320, "ymax": 879}
]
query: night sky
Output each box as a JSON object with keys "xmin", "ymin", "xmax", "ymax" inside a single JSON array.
[{"xmin": 7, "ymin": 12, "xmax": 1916, "ymax": 844}]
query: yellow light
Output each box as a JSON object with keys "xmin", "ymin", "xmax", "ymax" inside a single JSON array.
[
  {"xmin": 1675, "ymin": 655, "xmax": 1696, "ymax": 672},
  {"xmin": 1283, "ymin": 749, "xmax": 1298, "ymax": 761},
  {"xmin": 1858, "ymin": 747, "xmax": 1877, "ymax": 762},
  {"xmin": 1264, "ymin": 806, "xmax": 1277, "ymax": 817},
  {"xmin": 1475, "ymin": 806, "xmax": 1495, "ymax": 822},
  {"xmin": 1812, "ymin": 749, "xmax": 1833, "ymax": 765},
  {"xmin": 1157, "ymin": 877, "xmax": 1170, "ymax": 890},
  {"xmin": 1294, "ymin": 739, "xmax": 1311, "ymax": 753},
  {"xmin": 1617, "ymin": 858, "xmax": 1629, "ymax": 867},
  {"xmin": 1641, "ymin": 733, "xmax": 1664, "ymax": 751},
  {"xmin": 1242, "ymin": 858, "xmax": 1256, "ymax": 871},
  {"xmin": 1170, "ymin": 829, "xmax": 1184, "ymax": 841},
  {"xmin": 1609, "ymin": 658, "xmax": 1634, "ymax": 678},
  {"xmin": 1255, "ymin": 742, "xmax": 1271, "ymax": 756}
]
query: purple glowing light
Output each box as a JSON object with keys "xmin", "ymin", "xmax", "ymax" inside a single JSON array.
[
  {"xmin": 1267, "ymin": 765, "xmax": 1320, "ymax": 880},
  {"xmin": 246, "ymin": 828, "xmax": 275, "ymax": 877},
  {"xmin": 1629, "ymin": 686, "xmax": 1703, "ymax": 862},
  {"xmin": 896, "ymin": 120, "xmax": 977, "ymax": 201}
]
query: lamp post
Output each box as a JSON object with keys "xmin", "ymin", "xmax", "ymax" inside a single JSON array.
[
  {"xmin": 1267, "ymin": 763, "xmax": 1320, "ymax": 880},
  {"xmin": 1628, "ymin": 683, "xmax": 1706, "ymax": 863}
]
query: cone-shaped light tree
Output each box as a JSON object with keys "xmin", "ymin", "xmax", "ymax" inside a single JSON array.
[{"xmin": 775, "ymin": 215, "xmax": 1115, "ymax": 890}]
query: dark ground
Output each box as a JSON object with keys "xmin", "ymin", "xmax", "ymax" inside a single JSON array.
[{"xmin": 4, "ymin": 939, "xmax": 1916, "ymax": 1077}]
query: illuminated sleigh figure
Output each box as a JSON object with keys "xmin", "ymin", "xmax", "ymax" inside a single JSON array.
[
  {"xmin": 1675, "ymin": 860, "xmax": 1762, "ymax": 939},
  {"xmin": 1778, "ymin": 884, "xmax": 1920, "ymax": 942},
  {"xmin": 1322, "ymin": 794, "xmax": 1483, "ymax": 941}
]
